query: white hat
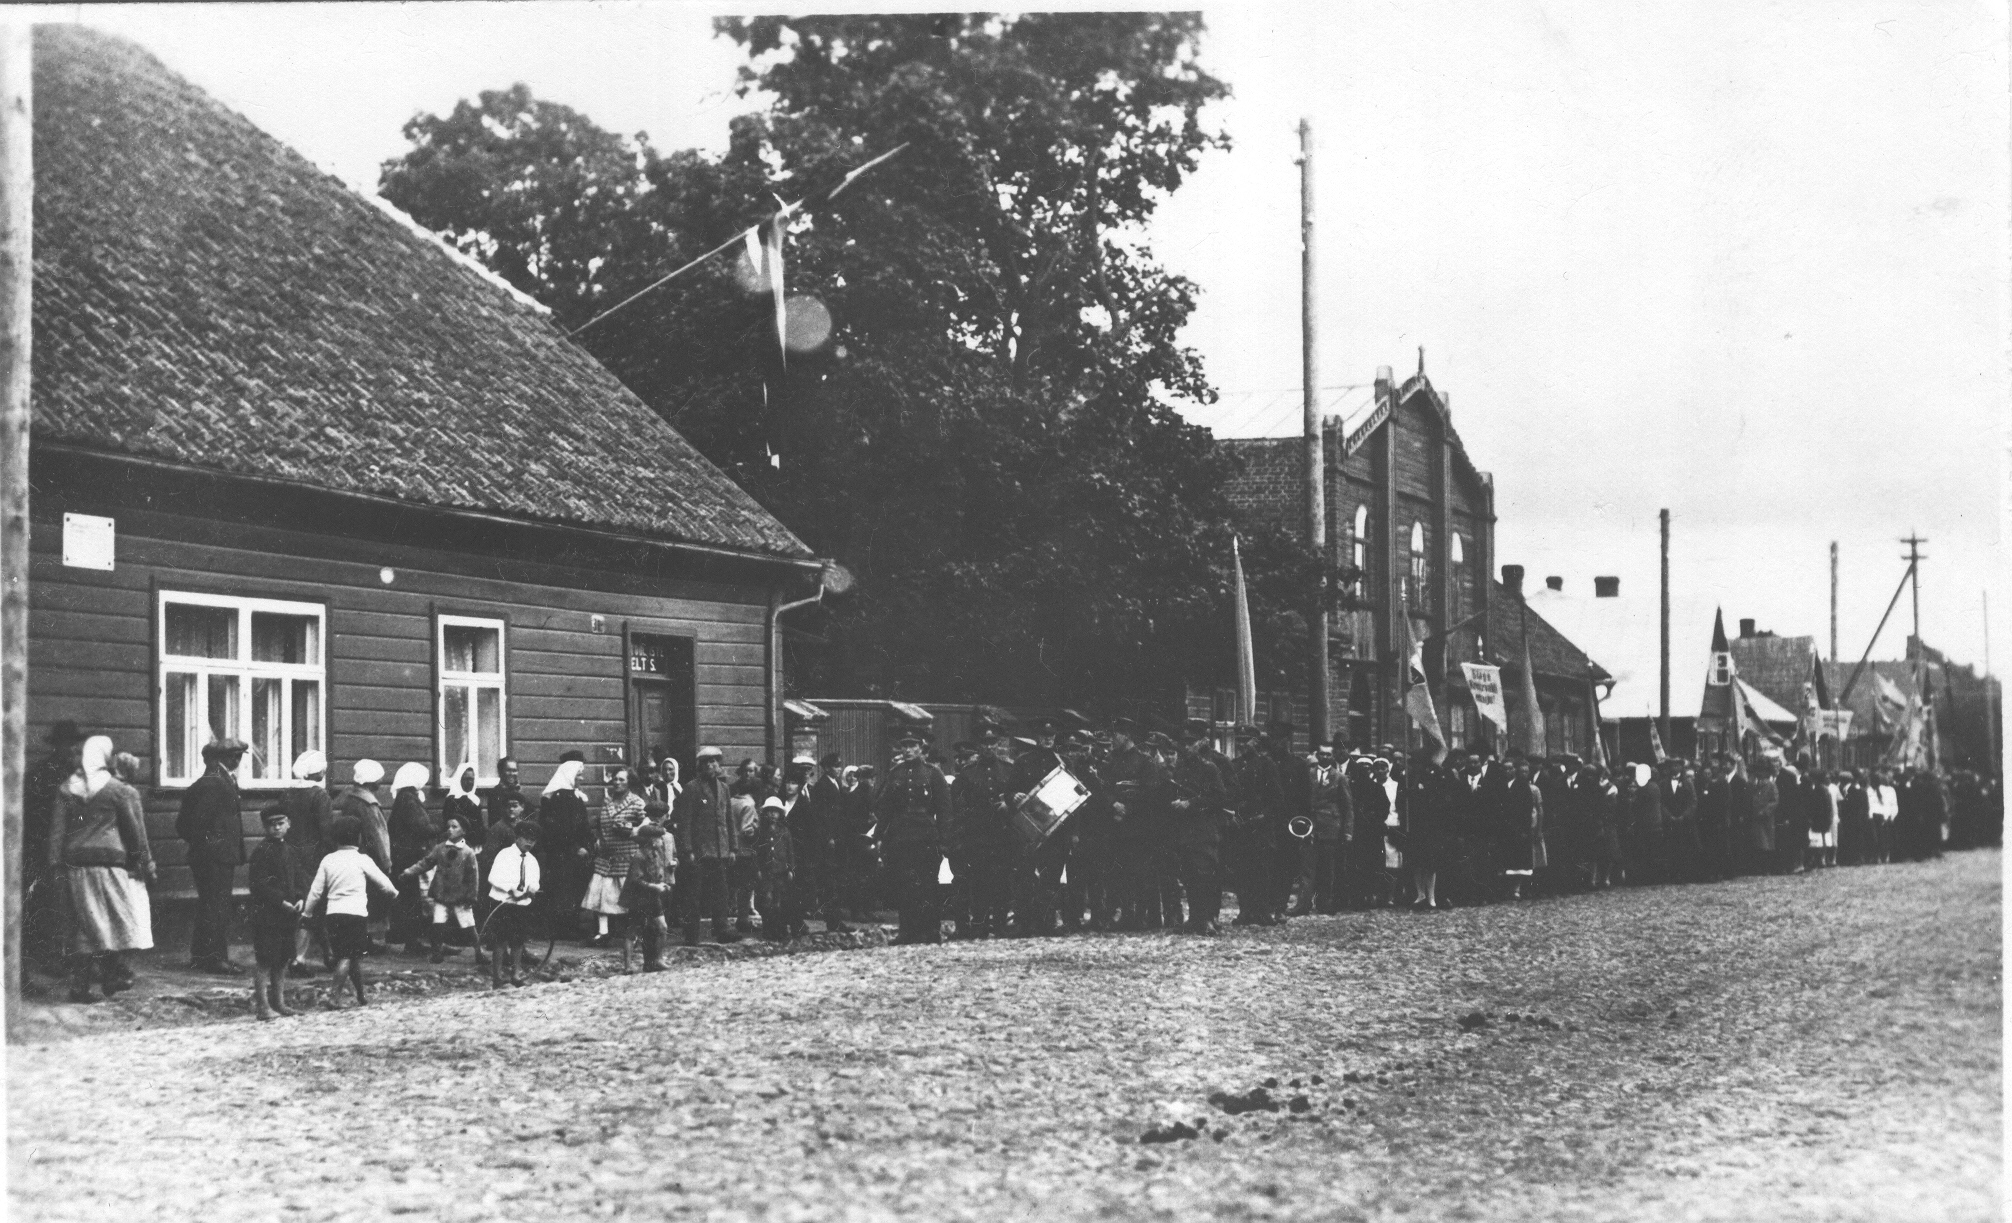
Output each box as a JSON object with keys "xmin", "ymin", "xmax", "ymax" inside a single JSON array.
[
  {"xmin": 291, "ymin": 749, "xmax": 327, "ymax": 779},
  {"xmin": 392, "ymin": 761, "xmax": 431, "ymax": 793},
  {"xmin": 791, "ymin": 754, "xmax": 817, "ymax": 767},
  {"xmin": 696, "ymin": 745, "xmax": 724, "ymax": 761},
  {"xmin": 761, "ymin": 795, "xmax": 785, "ymax": 811},
  {"xmin": 351, "ymin": 758, "xmax": 384, "ymax": 785}
]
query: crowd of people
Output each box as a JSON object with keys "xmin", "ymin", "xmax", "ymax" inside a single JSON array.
[{"xmin": 21, "ymin": 712, "xmax": 2004, "ymax": 1014}]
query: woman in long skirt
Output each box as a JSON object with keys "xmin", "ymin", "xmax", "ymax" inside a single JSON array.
[
  {"xmin": 49, "ymin": 736, "xmax": 156, "ymax": 1003},
  {"xmin": 388, "ymin": 762, "xmax": 438, "ymax": 953}
]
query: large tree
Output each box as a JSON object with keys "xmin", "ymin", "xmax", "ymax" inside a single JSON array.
[{"xmin": 381, "ymin": 13, "xmax": 1322, "ymax": 709}]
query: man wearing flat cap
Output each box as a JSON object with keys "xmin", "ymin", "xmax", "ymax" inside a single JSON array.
[
  {"xmin": 177, "ymin": 737, "xmax": 249, "ymax": 973},
  {"xmin": 877, "ymin": 732, "xmax": 950, "ymax": 943},
  {"xmin": 1226, "ymin": 724, "xmax": 1284, "ymax": 927},
  {"xmin": 674, "ymin": 746, "xmax": 742, "ymax": 944}
]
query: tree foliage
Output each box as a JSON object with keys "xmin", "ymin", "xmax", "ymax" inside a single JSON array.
[{"xmin": 380, "ymin": 13, "xmax": 1323, "ymax": 709}]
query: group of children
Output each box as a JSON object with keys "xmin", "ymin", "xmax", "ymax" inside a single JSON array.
[{"xmin": 247, "ymin": 808, "xmax": 552, "ymax": 1015}]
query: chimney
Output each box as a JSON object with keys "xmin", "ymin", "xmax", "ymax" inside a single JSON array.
[
  {"xmin": 1375, "ymin": 365, "xmax": 1394, "ymax": 394},
  {"xmin": 1545, "ymin": 576, "xmax": 1563, "ymax": 592},
  {"xmin": 1501, "ymin": 564, "xmax": 1524, "ymax": 595},
  {"xmin": 1739, "ymin": 617, "xmax": 1756, "ymax": 638},
  {"xmin": 1594, "ymin": 576, "xmax": 1619, "ymax": 598}
]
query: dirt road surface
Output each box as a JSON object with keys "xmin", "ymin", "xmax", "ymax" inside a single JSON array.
[{"xmin": 10, "ymin": 851, "xmax": 2000, "ymax": 1221}]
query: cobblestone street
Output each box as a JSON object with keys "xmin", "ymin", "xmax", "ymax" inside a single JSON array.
[{"xmin": 10, "ymin": 852, "xmax": 2000, "ymax": 1222}]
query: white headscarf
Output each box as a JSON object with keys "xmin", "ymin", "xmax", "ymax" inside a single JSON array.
[
  {"xmin": 543, "ymin": 760, "xmax": 585, "ymax": 798},
  {"xmin": 292, "ymin": 749, "xmax": 327, "ymax": 780},
  {"xmin": 449, "ymin": 762, "xmax": 479, "ymax": 797},
  {"xmin": 391, "ymin": 761, "xmax": 430, "ymax": 793},
  {"xmin": 352, "ymin": 758, "xmax": 385, "ymax": 786},
  {"xmin": 67, "ymin": 735, "xmax": 115, "ymax": 798}
]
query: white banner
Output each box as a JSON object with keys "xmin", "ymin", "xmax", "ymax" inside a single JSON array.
[{"xmin": 1462, "ymin": 663, "xmax": 1510, "ymax": 735}]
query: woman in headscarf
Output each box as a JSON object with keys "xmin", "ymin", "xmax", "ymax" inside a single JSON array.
[
  {"xmin": 443, "ymin": 762, "xmax": 485, "ymax": 852},
  {"xmin": 538, "ymin": 756, "xmax": 594, "ymax": 939},
  {"xmin": 387, "ymin": 762, "xmax": 437, "ymax": 954},
  {"xmin": 48, "ymin": 736, "xmax": 155, "ymax": 1003}
]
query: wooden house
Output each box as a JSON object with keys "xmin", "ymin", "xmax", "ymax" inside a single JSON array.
[{"xmin": 25, "ymin": 27, "xmax": 823, "ymax": 899}]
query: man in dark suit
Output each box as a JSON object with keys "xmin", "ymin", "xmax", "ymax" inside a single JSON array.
[{"xmin": 176, "ymin": 738, "xmax": 248, "ymax": 973}]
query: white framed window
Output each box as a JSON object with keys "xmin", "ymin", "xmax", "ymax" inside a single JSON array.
[
  {"xmin": 1407, "ymin": 520, "xmax": 1428, "ymax": 610},
  {"xmin": 158, "ymin": 591, "xmax": 325, "ymax": 788},
  {"xmin": 438, "ymin": 615, "xmax": 508, "ymax": 785}
]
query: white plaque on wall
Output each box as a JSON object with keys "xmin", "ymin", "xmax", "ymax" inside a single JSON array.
[{"xmin": 62, "ymin": 513, "xmax": 115, "ymax": 570}]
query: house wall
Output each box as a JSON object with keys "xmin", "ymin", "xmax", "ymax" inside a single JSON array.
[{"xmin": 28, "ymin": 451, "xmax": 787, "ymax": 898}]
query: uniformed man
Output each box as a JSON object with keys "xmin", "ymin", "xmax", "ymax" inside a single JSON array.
[
  {"xmin": 1227, "ymin": 724, "xmax": 1283, "ymax": 927},
  {"xmin": 1010, "ymin": 718, "xmax": 1068, "ymax": 936},
  {"xmin": 948, "ymin": 740, "xmax": 1013, "ymax": 938},
  {"xmin": 1167, "ymin": 724, "xmax": 1229, "ymax": 934},
  {"xmin": 1101, "ymin": 718, "xmax": 1167, "ymax": 931},
  {"xmin": 1058, "ymin": 730, "xmax": 1112, "ymax": 931},
  {"xmin": 1266, "ymin": 721, "xmax": 1311, "ymax": 920},
  {"xmin": 876, "ymin": 732, "xmax": 951, "ymax": 944}
]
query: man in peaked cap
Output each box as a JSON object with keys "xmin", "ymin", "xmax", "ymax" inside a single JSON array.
[
  {"xmin": 947, "ymin": 739, "xmax": 1012, "ymax": 938},
  {"xmin": 1226, "ymin": 723, "xmax": 1284, "ymax": 927},
  {"xmin": 1009, "ymin": 718, "xmax": 1068, "ymax": 936},
  {"xmin": 878, "ymin": 730, "xmax": 950, "ymax": 943},
  {"xmin": 1167, "ymin": 721, "xmax": 1229, "ymax": 933},
  {"xmin": 1102, "ymin": 719, "xmax": 1169, "ymax": 930},
  {"xmin": 178, "ymin": 738, "xmax": 250, "ymax": 973}
]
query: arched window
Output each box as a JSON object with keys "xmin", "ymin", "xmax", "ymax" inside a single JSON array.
[
  {"xmin": 1449, "ymin": 532, "xmax": 1469, "ymax": 620},
  {"xmin": 1407, "ymin": 521, "xmax": 1428, "ymax": 609},
  {"xmin": 1350, "ymin": 505, "xmax": 1368, "ymax": 596}
]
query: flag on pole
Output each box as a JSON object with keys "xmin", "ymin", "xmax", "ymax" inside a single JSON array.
[
  {"xmin": 1699, "ymin": 607, "xmax": 1747, "ymax": 746},
  {"xmin": 1588, "ymin": 678, "xmax": 1610, "ymax": 769},
  {"xmin": 1518, "ymin": 621, "xmax": 1545, "ymax": 757},
  {"xmin": 1398, "ymin": 595, "xmax": 1446, "ymax": 759},
  {"xmin": 1231, "ymin": 536, "xmax": 1257, "ymax": 729},
  {"xmin": 764, "ymin": 211, "xmax": 789, "ymax": 368},
  {"xmin": 1648, "ymin": 717, "xmax": 1668, "ymax": 763}
]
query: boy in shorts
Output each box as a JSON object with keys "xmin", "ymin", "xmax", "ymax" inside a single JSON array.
[
  {"xmin": 401, "ymin": 814, "xmax": 487, "ymax": 966},
  {"xmin": 304, "ymin": 815, "xmax": 400, "ymax": 1009},
  {"xmin": 486, "ymin": 820, "xmax": 543, "ymax": 987}
]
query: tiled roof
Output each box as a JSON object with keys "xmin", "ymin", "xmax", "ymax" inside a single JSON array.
[
  {"xmin": 1729, "ymin": 634, "xmax": 1820, "ymax": 713},
  {"xmin": 1487, "ymin": 582, "xmax": 1610, "ymax": 685},
  {"xmin": 30, "ymin": 25, "xmax": 812, "ymax": 560}
]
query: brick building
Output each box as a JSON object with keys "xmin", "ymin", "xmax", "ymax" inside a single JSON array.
[{"xmin": 1216, "ymin": 364, "xmax": 1606, "ymax": 755}]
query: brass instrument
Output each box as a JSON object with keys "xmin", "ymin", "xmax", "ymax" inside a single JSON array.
[{"xmin": 1287, "ymin": 814, "xmax": 1314, "ymax": 840}]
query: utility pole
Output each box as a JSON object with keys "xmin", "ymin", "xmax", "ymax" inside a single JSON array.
[
  {"xmin": 0, "ymin": 26, "xmax": 32, "ymax": 1043},
  {"xmin": 1903, "ymin": 534, "xmax": 1926, "ymax": 668},
  {"xmin": 1659, "ymin": 508, "xmax": 1670, "ymax": 747},
  {"xmin": 1830, "ymin": 541, "xmax": 1839, "ymax": 666},
  {"xmin": 1985, "ymin": 590, "xmax": 1997, "ymax": 780},
  {"xmin": 1299, "ymin": 116, "xmax": 1327, "ymax": 747}
]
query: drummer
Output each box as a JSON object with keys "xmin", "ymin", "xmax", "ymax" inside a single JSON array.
[{"xmin": 1010, "ymin": 718, "xmax": 1068, "ymax": 937}]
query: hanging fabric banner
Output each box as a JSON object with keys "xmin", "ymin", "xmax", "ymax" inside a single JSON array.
[{"xmin": 1461, "ymin": 663, "xmax": 1509, "ymax": 735}]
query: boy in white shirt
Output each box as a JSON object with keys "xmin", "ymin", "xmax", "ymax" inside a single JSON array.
[
  {"xmin": 487, "ymin": 821, "xmax": 543, "ymax": 988},
  {"xmin": 304, "ymin": 815, "xmax": 401, "ymax": 1009}
]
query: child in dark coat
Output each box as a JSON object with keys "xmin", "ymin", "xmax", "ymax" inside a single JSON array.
[
  {"xmin": 756, "ymin": 796, "xmax": 801, "ymax": 942},
  {"xmin": 248, "ymin": 805, "xmax": 307, "ymax": 1020},
  {"xmin": 401, "ymin": 814, "xmax": 487, "ymax": 966}
]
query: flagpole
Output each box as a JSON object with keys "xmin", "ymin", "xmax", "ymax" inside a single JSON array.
[{"xmin": 1298, "ymin": 117, "xmax": 1328, "ymax": 748}]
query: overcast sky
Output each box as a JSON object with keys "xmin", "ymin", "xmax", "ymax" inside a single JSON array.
[{"xmin": 47, "ymin": 0, "xmax": 2010, "ymax": 688}]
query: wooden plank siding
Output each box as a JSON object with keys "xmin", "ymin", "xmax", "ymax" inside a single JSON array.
[{"xmin": 26, "ymin": 478, "xmax": 789, "ymax": 900}]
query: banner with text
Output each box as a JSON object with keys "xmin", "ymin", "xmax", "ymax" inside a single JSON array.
[{"xmin": 1462, "ymin": 663, "xmax": 1510, "ymax": 735}]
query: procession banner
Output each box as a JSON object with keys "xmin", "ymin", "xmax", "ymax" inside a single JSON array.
[{"xmin": 1461, "ymin": 663, "xmax": 1509, "ymax": 734}]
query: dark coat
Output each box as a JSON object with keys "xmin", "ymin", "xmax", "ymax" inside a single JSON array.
[
  {"xmin": 248, "ymin": 835, "xmax": 307, "ymax": 920},
  {"xmin": 442, "ymin": 794, "xmax": 485, "ymax": 848},
  {"xmin": 1402, "ymin": 766, "xmax": 1464, "ymax": 872},
  {"xmin": 1308, "ymin": 761, "xmax": 1354, "ymax": 842},
  {"xmin": 389, "ymin": 789, "xmax": 438, "ymax": 871},
  {"xmin": 875, "ymin": 758, "xmax": 950, "ymax": 846},
  {"xmin": 1168, "ymin": 752, "xmax": 1227, "ymax": 846},
  {"xmin": 176, "ymin": 765, "xmax": 245, "ymax": 868},
  {"xmin": 1101, "ymin": 746, "xmax": 1168, "ymax": 842},
  {"xmin": 281, "ymin": 784, "xmax": 335, "ymax": 860},
  {"xmin": 948, "ymin": 755, "xmax": 1012, "ymax": 860},
  {"xmin": 673, "ymin": 775, "xmax": 736, "ymax": 861}
]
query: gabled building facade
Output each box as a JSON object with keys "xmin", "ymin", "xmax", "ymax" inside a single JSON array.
[{"xmin": 1219, "ymin": 363, "xmax": 1606, "ymax": 755}]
